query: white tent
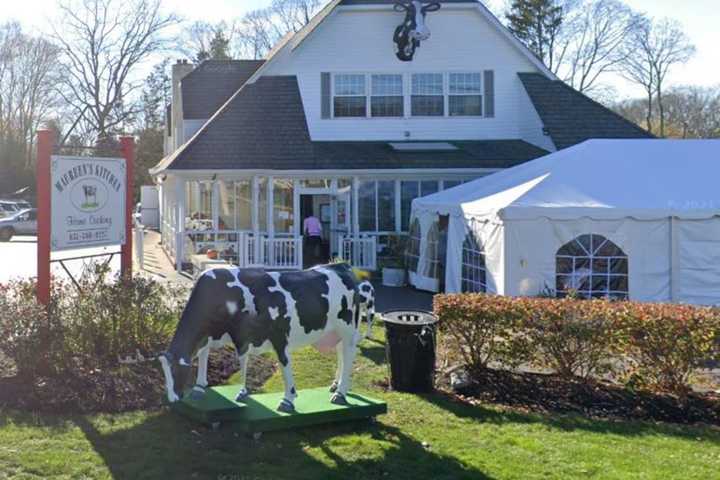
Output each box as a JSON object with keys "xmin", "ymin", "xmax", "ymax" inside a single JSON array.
[{"xmin": 410, "ymin": 139, "xmax": 720, "ymax": 305}]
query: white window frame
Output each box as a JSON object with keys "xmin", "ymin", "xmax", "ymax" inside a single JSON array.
[
  {"xmin": 370, "ymin": 74, "xmax": 405, "ymax": 118},
  {"xmin": 410, "ymin": 72, "xmax": 446, "ymax": 117},
  {"xmin": 461, "ymin": 226, "xmax": 487, "ymax": 293},
  {"xmin": 448, "ymin": 72, "xmax": 484, "ymax": 117},
  {"xmin": 332, "ymin": 73, "xmax": 368, "ymax": 118},
  {"xmin": 556, "ymin": 234, "xmax": 629, "ymax": 299}
]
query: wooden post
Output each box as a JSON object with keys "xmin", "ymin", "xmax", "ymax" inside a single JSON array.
[
  {"xmin": 120, "ymin": 136, "xmax": 135, "ymax": 279},
  {"xmin": 36, "ymin": 130, "xmax": 53, "ymax": 305}
]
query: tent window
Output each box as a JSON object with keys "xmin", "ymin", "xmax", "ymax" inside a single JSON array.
[
  {"xmin": 422, "ymin": 221, "xmax": 442, "ymax": 280},
  {"xmin": 556, "ymin": 234, "xmax": 628, "ymax": 299},
  {"xmin": 405, "ymin": 219, "xmax": 421, "ymax": 273},
  {"xmin": 462, "ymin": 229, "xmax": 486, "ymax": 293}
]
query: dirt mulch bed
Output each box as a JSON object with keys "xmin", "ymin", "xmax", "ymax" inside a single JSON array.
[
  {"xmin": 440, "ymin": 368, "xmax": 720, "ymax": 426},
  {"xmin": 0, "ymin": 348, "xmax": 277, "ymax": 414}
]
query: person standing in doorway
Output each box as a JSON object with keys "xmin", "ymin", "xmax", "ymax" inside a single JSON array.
[{"xmin": 304, "ymin": 210, "xmax": 323, "ymax": 262}]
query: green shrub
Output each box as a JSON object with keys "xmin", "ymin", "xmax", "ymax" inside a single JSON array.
[
  {"xmin": 616, "ymin": 302, "xmax": 720, "ymax": 396},
  {"xmin": 519, "ymin": 298, "xmax": 619, "ymax": 379},
  {"xmin": 434, "ymin": 294, "xmax": 529, "ymax": 373},
  {"xmin": 0, "ymin": 265, "xmax": 187, "ymax": 378}
]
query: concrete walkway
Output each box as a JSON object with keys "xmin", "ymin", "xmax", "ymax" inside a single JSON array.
[{"xmin": 134, "ymin": 228, "xmax": 191, "ymax": 286}]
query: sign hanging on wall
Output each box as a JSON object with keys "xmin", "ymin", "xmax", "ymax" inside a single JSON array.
[{"xmin": 50, "ymin": 155, "xmax": 126, "ymax": 251}]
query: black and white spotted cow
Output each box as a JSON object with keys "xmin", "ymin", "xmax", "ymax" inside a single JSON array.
[
  {"xmin": 393, "ymin": 1, "xmax": 441, "ymax": 62},
  {"xmin": 159, "ymin": 263, "xmax": 363, "ymax": 412},
  {"xmin": 357, "ymin": 281, "xmax": 376, "ymax": 340}
]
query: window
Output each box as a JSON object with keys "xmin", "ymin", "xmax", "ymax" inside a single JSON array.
[
  {"xmin": 359, "ymin": 180, "xmax": 396, "ymax": 232},
  {"xmin": 406, "ymin": 218, "xmax": 421, "ymax": 273},
  {"xmin": 236, "ymin": 180, "xmax": 252, "ymax": 230},
  {"xmin": 258, "ymin": 177, "xmax": 268, "ymax": 232},
  {"xmin": 401, "ymin": 181, "xmax": 420, "ymax": 231},
  {"xmin": 359, "ymin": 180, "xmax": 376, "ymax": 231},
  {"xmin": 333, "ymin": 74, "xmax": 366, "ymax": 117},
  {"xmin": 556, "ymin": 234, "xmax": 629, "ymax": 299},
  {"xmin": 186, "ymin": 181, "xmax": 213, "ymax": 231},
  {"xmin": 371, "ymin": 74, "xmax": 403, "ymax": 117},
  {"xmin": 422, "ymin": 221, "xmax": 442, "ymax": 280},
  {"xmin": 443, "ymin": 180, "xmax": 462, "ymax": 189},
  {"xmin": 412, "ymin": 73, "xmax": 444, "ymax": 116},
  {"xmin": 273, "ymin": 179, "xmax": 294, "ymax": 234},
  {"xmin": 462, "ymin": 227, "xmax": 487, "ymax": 293},
  {"xmin": 377, "ymin": 180, "xmax": 396, "ymax": 231},
  {"xmin": 218, "ymin": 181, "xmax": 236, "ymax": 230},
  {"xmin": 449, "ymin": 73, "xmax": 482, "ymax": 116},
  {"xmin": 421, "ymin": 180, "xmax": 438, "ymax": 196}
]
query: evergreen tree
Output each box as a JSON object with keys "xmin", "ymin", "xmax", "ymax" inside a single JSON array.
[
  {"xmin": 140, "ymin": 59, "xmax": 171, "ymax": 131},
  {"xmin": 506, "ymin": 0, "xmax": 564, "ymax": 71},
  {"xmin": 195, "ymin": 28, "xmax": 232, "ymax": 62}
]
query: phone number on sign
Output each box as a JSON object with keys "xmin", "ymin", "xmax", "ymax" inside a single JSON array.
[{"xmin": 68, "ymin": 229, "xmax": 109, "ymax": 243}]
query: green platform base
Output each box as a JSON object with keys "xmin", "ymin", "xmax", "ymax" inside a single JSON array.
[{"xmin": 171, "ymin": 386, "xmax": 387, "ymax": 433}]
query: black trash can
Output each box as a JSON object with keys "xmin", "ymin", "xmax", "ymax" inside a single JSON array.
[{"xmin": 383, "ymin": 310, "xmax": 438, "ymax": 393}]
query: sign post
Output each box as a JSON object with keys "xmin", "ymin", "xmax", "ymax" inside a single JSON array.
[
  {"xmin": 120, "ymin": 136, "xmax": 135, "ymax": 279},
  {"xmin": 36, "ymin": 130, "xmax": 53, "ymax": 305}
]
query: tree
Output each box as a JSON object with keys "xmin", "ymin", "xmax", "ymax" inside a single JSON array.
[
  {"xmin": 140, "ymin": 59, "xmax": 171, "ymax": 130},
  {"xmin": 561, "ymin": 0, "xmax": 643, "ymax": 94},
  {"xmin": 621, "ymin": 18, "xmax": 695, "ymax": 137},
  {"xmin": 506, "ymin": 0, "xmax": 566, "ymax": 72},
  {"xmin": 53, "ymin": 0, "xmax": 179, "ymax": 145},
  {"xmin": 184, "ymin": 22, "xmax": 233, "ymax": 63},
  {"xmin": 663, "ymin": 86, "xmax": 720, "ymax": 139}
]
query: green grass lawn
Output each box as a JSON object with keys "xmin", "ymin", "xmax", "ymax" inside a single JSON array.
[{"xmin": 1, "ymin": 327, "xmax": 719, "ymax": 480}]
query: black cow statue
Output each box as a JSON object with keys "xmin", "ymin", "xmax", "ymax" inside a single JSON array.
[
  {"xmin": 393, "ymin": 1, "xmax": 441, "ymax": 62},
  {"xmin": 159, "ymin": 263, "xmax": 375, "ymax": 413}
]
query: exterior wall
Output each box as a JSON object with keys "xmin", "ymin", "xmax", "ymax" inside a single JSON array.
[
  {"xmin": 262, "ymin": 6, "xmax": 548, "ymax": 146},
  {"xmin": 171, "ymin": 61, "xmax": 194, "ymax": 152}
]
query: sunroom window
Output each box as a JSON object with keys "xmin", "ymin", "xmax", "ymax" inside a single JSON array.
[
  {"xmin": 556, "ymin": 234, "xmax": 629, "ymax": 299},
  {"xmin": 462, "ymin": 227, "xmax": 487, "ymax": 292},
  {"xmin": 333, "ymin": 74, "xmax": 366, "ymax": 117},
  {"xmin": 449, "ymin": 73, "xmax": 483, "ymax": 116}
]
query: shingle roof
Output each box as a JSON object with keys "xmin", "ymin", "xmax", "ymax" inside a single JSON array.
[
  {"xmin": 518, "ymin": 73, "xmax": 653, "ymax": 150},
  {"xmin": 182, "ymin": 60, "xmax": 264, "ymax": 119},
  {"xmin": 153, "ymin": 75, "xmax": 547, "ymax": 173}
]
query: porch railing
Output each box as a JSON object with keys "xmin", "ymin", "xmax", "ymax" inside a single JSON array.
[
  {"xmin": 338, "ymin": 235, "xmax": 377, "ymax": 271},
  {"xmin": 261, "ymin": 236, "xmax": 303, "ymax": 270}
]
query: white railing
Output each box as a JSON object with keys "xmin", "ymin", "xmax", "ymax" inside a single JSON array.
[
  {"xmin": 339, "ymin": 235, "xmax": 377, "ymax": 271},
  {"xmin": 261, "ymin": 236, "xmax": 303, "ymax": 270},
  {"xmin": 134, "ymin": 218, "xmax": 144, "ymax": 270}
]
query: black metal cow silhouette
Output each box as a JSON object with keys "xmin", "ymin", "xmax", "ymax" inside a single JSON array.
[
  {"xmin": 82, "ymin": 185, "xmax": 97, "ymax": 206},
  {"xmin": 393, "ymin": 1, "xmax": 441, "ymax": 62}
]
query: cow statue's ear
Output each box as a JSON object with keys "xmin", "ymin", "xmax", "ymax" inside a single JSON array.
[
  {"xmin": 394, "ymin": 2, "xmax": 409, "ymax": 12},
  {"xmin": 422, "ymin": 2, "xmax": 441, "ymax": 12}
]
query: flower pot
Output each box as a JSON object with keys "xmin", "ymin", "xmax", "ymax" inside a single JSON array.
[{"xmin": 382, "ymin": 267, "xmax": 407, "ymax": 287}]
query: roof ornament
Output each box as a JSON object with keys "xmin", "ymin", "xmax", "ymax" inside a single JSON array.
[{"xmin": 393, "ymin": 1, "xmax": 441, "ymax": 62}]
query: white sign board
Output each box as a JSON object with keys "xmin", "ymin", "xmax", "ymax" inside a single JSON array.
[{"xmin": 51, "ymin": 155, "xmax": 126, "ymax": 251}]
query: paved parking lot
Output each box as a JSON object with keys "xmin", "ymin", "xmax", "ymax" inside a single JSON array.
[{"xmin": 0, "ymin": 236, "xmax": 120, "ymax": 284}]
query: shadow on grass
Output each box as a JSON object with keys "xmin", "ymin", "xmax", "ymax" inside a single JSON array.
[
  {"xmin": 71, "ymin": 410, "xmax": 491, "ymax": 480},
  {"xmin": 358, "ymin": 343, "xmax": 386, "ymax": 367},
  {"xmin": 419, "ymin": 389, "xmax": 720, "ymax": 444}
]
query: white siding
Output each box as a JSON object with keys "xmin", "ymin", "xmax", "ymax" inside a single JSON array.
[{"xmin": 262, "ymin": 7, "xmax": 549, "ymax": 146}]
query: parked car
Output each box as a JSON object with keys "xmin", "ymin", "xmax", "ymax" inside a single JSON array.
[
  {"xmin": 0, "ymin": 201, "xmax": 21, "ymax": 218},
  {"xmin": 0, "ymin": 208, "xmax": 37, "ymax": 241}
]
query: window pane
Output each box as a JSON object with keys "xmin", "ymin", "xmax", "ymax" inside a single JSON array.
[
  {"xmin": 378, "ymin": 180, "xmax": 395, "ymax": 231},
  {"xmin": 401, "ymin": 181, "xmax": 419, "ymax": 231},
  {"xmin": 334, "ymin": 74, "xmax": 365, "ymax": 95},
  {"xmin": 444, "ymin": 180, "xmax": 461, "ymax": 189},
  {"xmin": 273, "ymin": 179, "xmax": 294, "ymax": 234},
  {"xmin": 186, "ymin": 181, "xmax": 212, "ymax": 230},
  {"xmin": 218, "ymin": 181, "xmax": 236, "ymax": 230},
  {"xmin": 421, "ymin": 180, "xmax": 438, "ymax": 196},
  {"xmin": 258, "ymin": 177, "xmax": 267, "ymax": 232},
  {"xmin": 411, "ymin": 96, "xmax": 444, "ymax": 116},
  {"xmin": 359, "ymin": 180, "xmax": 376, "ymax": 231},
  {"xmin": 334, "ymin": 97, "xmax": 366, "ymax": 117},
  {"xmin": 449, "ymin": 73, "xmax": 482, "ymax": 94},
  {"xmin": 371, "ymin": 96, "xmax": 403, "ymax": 117},
  {"xmin": 372, "ymin": 74, "xmax": 403, "ymax": 95},
  {"xmin": 236, "ymin": 180, "xmax": 252, "ymax": 230},
  {"xmin": 449, "ymin": 95, "xmax": 482, "ymax": 116},
  {"xmin": 412, "ymin": 74, "xmax": 443, "ymax": 95}
]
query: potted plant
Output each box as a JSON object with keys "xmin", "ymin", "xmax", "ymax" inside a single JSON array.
[{"xmin": 380, "ymin": 234, "xmax": 408, "ymax": 287}]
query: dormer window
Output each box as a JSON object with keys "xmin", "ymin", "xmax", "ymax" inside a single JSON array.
[{"xmin": 333, "ymin": 74, "xmax": 366, "ymax": 117}]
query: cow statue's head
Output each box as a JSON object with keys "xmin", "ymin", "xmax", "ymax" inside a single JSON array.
[
  {"xmin": 158, "ymin": 350, "xmax": 193, "ymax": 403},
  {"xmin": 393, "ymin": 1, "xmax": 441, "ymax": 62}
]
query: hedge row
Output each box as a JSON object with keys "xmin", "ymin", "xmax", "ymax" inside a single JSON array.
[{"xmin": 434, "ymin": 294, "xmax": 720, "ymax": 396}]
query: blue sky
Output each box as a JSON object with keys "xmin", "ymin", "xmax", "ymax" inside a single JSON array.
[{"xmin": 2, "ymin": 0, "xmax": 717, "ymax": 98}]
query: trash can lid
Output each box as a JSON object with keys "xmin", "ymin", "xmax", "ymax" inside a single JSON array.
[{"xmin": 382, "ymin": 310, "xmax": 438, "ymax": 325}]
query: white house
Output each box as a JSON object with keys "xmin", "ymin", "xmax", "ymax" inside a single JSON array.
[{"xmin": 151, "ymin": 0, "xmax": 651, "ymax": 274}]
